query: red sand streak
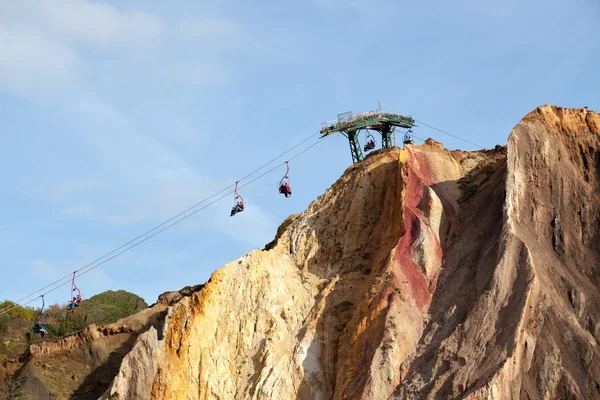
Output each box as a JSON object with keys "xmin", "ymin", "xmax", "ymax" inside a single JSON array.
[{"xmin": 393, "ymin": 155, "xmax": 436, "ymax": 310}]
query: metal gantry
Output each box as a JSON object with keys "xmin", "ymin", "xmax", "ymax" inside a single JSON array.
[{"xmin": 320, "ymin": 108, "xmax": 416, "ymax": 163}]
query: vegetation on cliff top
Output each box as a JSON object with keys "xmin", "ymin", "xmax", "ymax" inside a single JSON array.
[{"xmin": 0, "ymin": 290, "xmax": 147, "ymax": 359}]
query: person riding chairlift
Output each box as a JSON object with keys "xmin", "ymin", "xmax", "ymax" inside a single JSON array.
[
  {"xmin": 68, "ymin": 294, "xmax": 83, "ymax": 310},
  {"xmin": 230, "ymin": 181, "xmax": 245, "ymax": 217},
  {"xmin": 278, "ymin": 162, "xmax": 292, "ymax": 198},
  {"xmin": 230, "ymin": 201, "xmax": 244, "ymax": 217},
  {"xmin": 33, "ymin": 321, "xmax": 48, "ymax": 338},
  {"xmin": 279, "ymin": 182, "xmax": 292, "ymax": 197},
  {"xmin": 33, "ymin": 296, "xmax": 48, "ymax": 338},
  {"xmin": 363, "ymin": 140, "xmax": 375, "ymax": 152},
  {"xmin": 403, "ymin": 129, "xmax": 414, "ymax": 145}
]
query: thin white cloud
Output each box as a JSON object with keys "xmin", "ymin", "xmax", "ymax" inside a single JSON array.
[
  {"xmin": 0, "ymin": 3, "xmax": 239, "ymax": 98},
  {"xmin": 0, "ymin": 0, "xmax": 164, "ymax": 49},
  {"xmin": 19, "ymin": 180, "xmax": 102, "ymax": 204},
  {"xmin": 313, "ymin": 0, "xmax": 398, "ymax": 15},
  {"xmin": 163, "ymin": 62, "xmax": 231, "ymax": 87},
  {"xmin": 177, "ymin": 16, "xmax": 241, "ymax": 43},
  {"xmin": 77, "ymin": 97, "xmax": 120, "ymax": 122},
  {"xmin": 0, "ymin": 26, "xmax": 79, "ymax": 96},
  {"xmin": 31, "ymin": 259, "xmax": 59, "ymax": 280},
  {"xmin": 0, "ymin": 0, "xmax": 164, "ymax": 97},
  {"xmin": 60, "ymin": 202, "xmax": 152, "ymax": 227},
  {"xmin": 68, "ymin": 97, "xmax": 193, "ymax": 177},
  {"xmin": 152, "ymin": 171, "xmax": 225, "ymax": 217}
]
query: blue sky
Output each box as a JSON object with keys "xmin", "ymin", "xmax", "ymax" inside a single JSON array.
[{"xmin": 0, "ymin": 0, "xmax": 598, "ymax": 306}]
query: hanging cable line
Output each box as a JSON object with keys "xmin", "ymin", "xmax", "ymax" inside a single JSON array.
[
  {"xmin": 415, "ymin": 119, "xmax": 484, "ymax": 149},
  {"xmin": 0, "ymin": 134, "xmax": 330, "ymax": 317},
  {"xmin": 411, "ymin": 132, "xmax": 428, "ymax": 143}
]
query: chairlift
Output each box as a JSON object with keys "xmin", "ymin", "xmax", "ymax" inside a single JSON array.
[
  {"xmin": 403, "ymin": 129, "xmax": 414, "ymax": 145},
  {"xmin": 230, "ymin": 181, "xmax": 245, "ymax": 217},
  {"xmin": 32, "ymin": 295, "xmax": 48, "ymax": 338},
  {"xmin": 278, "ymin": 162, "xmax": 292, "ymax": 198},
  {"xmin": 68, "ymin": 272, "xmax": 83, "ymax": 310},
  {"xmin": 363, "ymin": 130, "xmax": 376, "ymax": 152}
]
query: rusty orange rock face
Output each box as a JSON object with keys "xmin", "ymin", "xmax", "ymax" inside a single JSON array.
[
  {"xmin": 8, "ymin": 105, "xmax": 600, "ymax": 400},
  {"xmin": 101, "ymin": 106, "xmax": 600, "ymax": 400}
]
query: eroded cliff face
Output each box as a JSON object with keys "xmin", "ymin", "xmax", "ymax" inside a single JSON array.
[
  {"xmin": 102, "ymin": 140, "xmax": 471, "ymax": 400},
  {"xmin": 100, "ymin": 105, "xmax": 600, "ymax": 400},
  {"xmin": 397, "ymin": 105, "xmax": 600, "ymax": 399},
  {"xmin": 1, "ymin": 305, "xmax": 167, "ymax": 400},
  {"xmin": 11, "ymin": 105, "xmax": 599, "ymax": 400}
]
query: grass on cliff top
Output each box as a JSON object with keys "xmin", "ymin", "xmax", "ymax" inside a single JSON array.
[
  {"xmin": 43, "ymin": 290, "xmax": 148, "ymax": 338},
  {"xmin": 0, "ymin": 290, "xmax": 147, "ymax": 356}
]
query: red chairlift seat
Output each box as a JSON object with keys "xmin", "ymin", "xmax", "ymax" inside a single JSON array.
[
  {"xmin": 278, "ymin": 162, "xmax": 292, "ymax": 197},
  {"xmin": 68, "ymin": 272, "xmax": 83, "ymax": 310}
]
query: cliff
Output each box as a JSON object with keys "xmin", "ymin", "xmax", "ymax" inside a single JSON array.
[
  {"xmin": 104, "ymin": 106, "xmax": 600, "ymax": 399},
  {"xmin": 5, "ymin": 105, "xmax": 600, "ymax": 400}
]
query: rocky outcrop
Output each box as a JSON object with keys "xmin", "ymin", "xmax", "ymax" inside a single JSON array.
[
  {"xmin": 156, "ymin": 284, "xmax": 205, "ymax": 306},
  {"xmin": 100, "ymin": 327, "xmax": 163, "ymax": 400},
  {"xmin": 2, "ymin": 304, "xmax": 167, "ymax": 400}
]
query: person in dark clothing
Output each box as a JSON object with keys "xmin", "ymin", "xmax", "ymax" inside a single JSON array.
[
  {"xmin": 279, "ymin": 182, "xmax": 292, "ymax": 197},
  {"xmin": 230, "ymin": 201, "xmax": 244, "ymax": 216},
  {"xmin": 33, "ymin": 323, "xmax": 48, "ymax": 338}
]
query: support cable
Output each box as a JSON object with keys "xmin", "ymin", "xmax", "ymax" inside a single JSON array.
[{"xmin": 415, "ymin": 119, "xmax": 484, "ymax": 149}]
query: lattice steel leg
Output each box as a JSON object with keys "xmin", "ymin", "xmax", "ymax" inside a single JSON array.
[
  {"xmin": 381, "ymin": 125, "xmax": 395, "ymax": 149},
  {"xmin": 348, "ymin": 131, "xmax": 364, "ymax": 163}
]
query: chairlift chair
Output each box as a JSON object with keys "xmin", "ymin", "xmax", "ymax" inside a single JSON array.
[
  {"xmin": 32, "ymin": 295, "xmax": 48, "ymax": 338},
  {"xmin": 278, "ymin": 162, "xmax": 292, "ymax": 198},
  {"xmin": 363, "ymin": 130, "xmax": 376, "ymax": 152},
  {"xmin": 68, "ymin": 272, "xmax": 83, "ymax": 310},
  {"xmin": 230, "ymin": 181, "xmax": 245, "ymax": 216},
  {"xmin": 403, "ymin": 129, "xmax": 414, "ymax": 145}
]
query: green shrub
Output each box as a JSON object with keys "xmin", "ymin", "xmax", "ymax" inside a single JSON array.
[
  {"xmin": 79, "ymin": 290, "xmax": 147, "ymax": 326},
  {"xmin": 0, "ymin": 301, "xmax": 38, "ymax": 320},
  {"xmin": 0, "ymin": 314, "xmax": 8, "ymax": 333},
  {"xmin": 2, "ymin": 290, "xmax": 147, "ymax": 341}
]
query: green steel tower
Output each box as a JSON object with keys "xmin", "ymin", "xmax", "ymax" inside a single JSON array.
[{"xmin": 320, "ymin": 109, "xmax": 415, "ymax": 163}]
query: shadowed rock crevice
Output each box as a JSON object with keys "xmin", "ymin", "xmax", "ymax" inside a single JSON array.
[
  {"xmin": 2, "ymin": 305, "xmax": 168, "ymax": 400},
  {"xmin": 70, "ymin": 337, "xmax": 138, "ymax": 400}
]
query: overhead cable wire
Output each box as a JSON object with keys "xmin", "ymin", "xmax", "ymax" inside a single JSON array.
[
  {"xmin": 415, "ymin": 119, "xmax": 484, "ymax": 149},
  {"xmin": 0, "ymin": 134, "xmax": 330, "ymax": 317},
  {"xmin": 411, "ymin": 133, "xmax": 428, "ymax": 143}
]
